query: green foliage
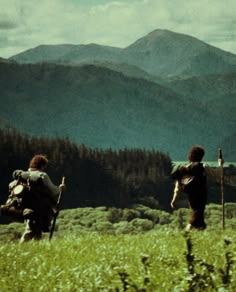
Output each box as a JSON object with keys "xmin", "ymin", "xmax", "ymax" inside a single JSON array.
[
  {"xmin": 182, "ymin": 231, "xmax": 236, "ymax": 291},
  {"xmin": 0, "ymin": 229, "xmax": 236, "ymax": 291},
  {"xmin": 106, "ymin": 207, "xmax": 124, "ymax": 223},
  {"xmin": 0, "ymin": 128, "xmax": 235, "ymax": 216},
  {"xmin": 3, "ymin": 203, "xmax": 236, "ymax": 243},
  {"xmin": 55, "ymin": 205, "xmax": 176, "ymax": 236},
  {"xmin": 171, "ymin": 208, "xmax": 190, "ymax": 229},
  {"xmin": 121, "ymin": 208, "xmax": 141, "ymax": 222},
  {"xmin": 219, "ymin": 238, "xmax": 234, "ymax": 288},
  {"xmin": 114, "ymin": 221, "xmax": 135, "ymax": 234},
  {"xmin": 130, "ymin": 218, "xmax": 154, "ymax": 231},
  {"xmin": 184, "ymin": 231, "xmax": 216, "ymax": 291},
  {"xmin": 142, "ymin": 208, "xmax": 162, "ymax": 224},
  {"xmin": 92, "ymin": 221, "xmax": 114, "ymax": 233}
]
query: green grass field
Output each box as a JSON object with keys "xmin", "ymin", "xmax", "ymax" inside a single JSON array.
[{"xmin": 0, "ymin": 225, "xmax": 236, "ymax": 291}]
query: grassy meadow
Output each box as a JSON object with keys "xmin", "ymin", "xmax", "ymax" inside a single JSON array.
[{"xmin": 1, "ymin": 205, "xmax": 236, "ymax": 291}]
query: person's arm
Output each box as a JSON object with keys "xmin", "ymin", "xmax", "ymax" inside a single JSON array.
[
  {"xmin": 40, "ymin": 172, "xmax": 60, "ymax": 200},
  {"xmin": 171, "ymin": 181, "xmax": 181, "ymax": 209}
]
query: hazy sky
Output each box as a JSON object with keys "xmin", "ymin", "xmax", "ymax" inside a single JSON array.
[{"xmin": 1, "ymin": 0, "xmax": 236, "ymax": 58}]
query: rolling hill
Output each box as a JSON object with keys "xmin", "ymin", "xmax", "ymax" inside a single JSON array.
[
  {"xmin": 0, "ymin": 60, "xmax": 234, "ymax": 160},
  {"xmin": 2, "ymin": 29, "xmax": 236, "ymax": 160}
]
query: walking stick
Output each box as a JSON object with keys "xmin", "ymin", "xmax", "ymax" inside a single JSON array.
[
  {"xmin": 49, "ymin": 176, "xmax": 65, "ymax": 241},
  {"xmin": 218, "ymin": 149, "xmax": 225, "ymax": 229}
]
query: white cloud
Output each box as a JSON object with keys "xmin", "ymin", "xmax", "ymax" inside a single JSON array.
[{"xmin": 0, "ymin": 0, "xmax": 236, "ymax": 58}]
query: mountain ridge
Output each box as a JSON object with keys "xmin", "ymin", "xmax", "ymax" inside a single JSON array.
[
  {"xmin": 2, "ymin": 29, "xmax": 236, "ymax": 160},
  {"xmin": 0, "ymin": 60, "xmax": 235, "ymax": 160},
  {"xmin": 9, "ymin": 29, "xmax": 236, "ymax": 78}
]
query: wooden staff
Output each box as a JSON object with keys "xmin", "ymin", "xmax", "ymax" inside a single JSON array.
[
  {"xmin": 218, "ymin": 148, "xmax": 225, "ymax": 229},
  {"xmin": 49, "ymin": 176, "xmax": 65, "ymax": 241}
]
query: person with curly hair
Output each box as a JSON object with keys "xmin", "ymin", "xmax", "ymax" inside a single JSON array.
[
  {"xmin": 1, "ymin": 154, "xmax": 65, "ymax": 242},
  {"xmin": 170, "ymin": 145, "xmax": 207, "ymax": 231}
]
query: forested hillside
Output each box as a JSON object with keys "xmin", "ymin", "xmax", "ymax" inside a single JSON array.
[
  {"xmin": 0, "ymin": 128, "xmax": 172, "ymax": 211},
  {"xmin": 0, "ymin": 128, "xmax": 235, "ymax": 225},
  {"xmin": 1, "ymin": 29, "xmax": 236, "ymax": 160},
  {"xmin": 0, "ymin": 60, "xmax": 234, "ymax": 160}
]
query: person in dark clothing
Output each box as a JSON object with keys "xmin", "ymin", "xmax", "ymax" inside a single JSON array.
[
  {"xmin": 0, "ymin": 154, "xmax": 65, "ymax": 242},
  {"xmin": 170, "ymin": 145, "xmax": 207, "ymax": 230}
]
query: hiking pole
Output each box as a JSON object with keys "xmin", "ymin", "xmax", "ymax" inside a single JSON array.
[
  {"xmin": 218, "ymin": 149, "xmax": 225, "ymax": 229},
  {"xmin": 49, "ymin": 176, "xmax": 65, "ymax": 241}
]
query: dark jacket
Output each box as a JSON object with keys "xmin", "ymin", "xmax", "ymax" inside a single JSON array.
[{"xmin": 171, "ymin": 162, "xmax": 207, "ymax": 210}]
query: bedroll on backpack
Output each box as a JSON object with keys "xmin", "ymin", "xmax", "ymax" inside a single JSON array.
[
  {"xmin": 1, "ymin": 178, "xmax": 31, "ymax": 222},
  {"xmin": 9, "ymin": 175, "xmax": 35, "ymax": 205},
  {"xmin": 3, "ymin": 171, "xmax": 48, "ymax": 220}
]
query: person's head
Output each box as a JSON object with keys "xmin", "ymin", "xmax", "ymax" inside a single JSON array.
[
  {"xmin": 29, "ymin": 154, "xmax": 48, "ymax": 170},
  {"xmin": 188, "ymin": 145, "xmax": 205, "ymax": 162}
]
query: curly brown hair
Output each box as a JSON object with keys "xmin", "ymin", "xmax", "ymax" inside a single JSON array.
[
  {"xmin": 188, "ymin": 145, "xmax": 205, "ymax": 162},
  {"xmin": 29, "ymin": 154, "xmax": 48, "ymax": 170}
]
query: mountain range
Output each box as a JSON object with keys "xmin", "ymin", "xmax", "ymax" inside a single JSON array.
[{"xmin": 1, "ymin": 29, "xmax": 236, "ymax": 160}]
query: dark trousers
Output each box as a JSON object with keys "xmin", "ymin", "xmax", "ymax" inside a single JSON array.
[{"xmin": 189, "ymin": 208, "xmax": 206, "ymax": 229}]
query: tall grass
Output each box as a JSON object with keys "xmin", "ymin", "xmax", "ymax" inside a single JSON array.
[{"xmin": 0, "ymin": 229, "xmax": 236, "ymax": 291}]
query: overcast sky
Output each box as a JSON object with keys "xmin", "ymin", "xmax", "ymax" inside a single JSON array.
[{"xmin": 1, "ymin": 0, "xmax": 236, "ymax": 58}]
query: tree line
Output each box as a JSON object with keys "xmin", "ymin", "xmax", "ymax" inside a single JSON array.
[
  {"xmin": 0, "ymin": 128, "xmax": 173, "ymax": 211},
  {"xmin": 0, "ymin": 128, "xmax": 235, "ymax": 221}
]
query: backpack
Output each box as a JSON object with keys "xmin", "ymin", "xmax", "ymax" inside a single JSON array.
[
  {"xmin": 179, "ymin": 175, "xmax": 196, "ymax": 194},
  {"xmin": 171, "ymin": 163, "xmax": 200, "ymax": 194},
  {"xmin": 3, "ymin": 170, "xmax": 55, "ymax": 229},
  {"xmin": 7, "ymin": 171, "xmax": 42, "ymax": 210},
  {"xmin": 6, "ymin": 177, "xmax": 30, "ymax": 209}
]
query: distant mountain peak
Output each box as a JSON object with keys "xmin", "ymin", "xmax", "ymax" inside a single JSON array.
[
  {"xmin": 147, "ymin": 28, "xmax": 179, "ymax": 37},
  {"xmin": 126, "ymin": 28, "xmax": 208, "ymax": 51},
  {"xmin": 148, "ymin": 28, "xmax": 196, "ymax": 37},
  {"xmin": 9, "ymin": 28, "xmax": 236, "ymax": 78}
]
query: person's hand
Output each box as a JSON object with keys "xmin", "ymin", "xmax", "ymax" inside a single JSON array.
[
  {"xmin": 218, "ymin": 158, "xmax": 224, "ymax": 166},
  {"xmin": 59, "ymin": 183, "xmax": 66, "ymax": 192},
  {"xmin": 59, "ymin": 176, "xmax": 66, "ymax": 192}
]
